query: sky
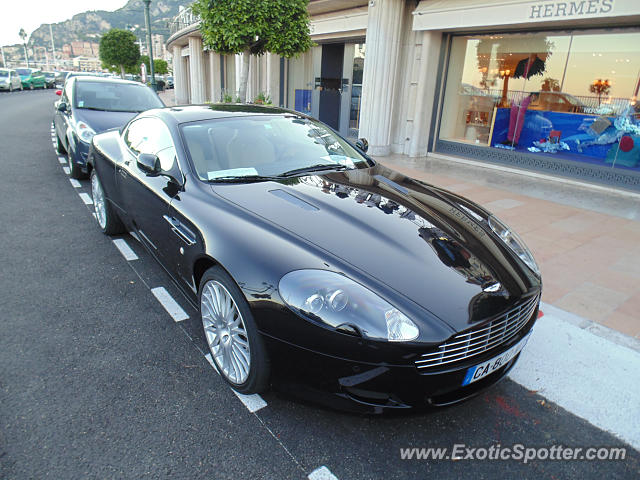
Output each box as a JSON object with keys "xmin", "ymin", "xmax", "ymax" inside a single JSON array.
[{"xmin": 0, "ymin": 0, "xmax": 128, "ymax": 47}]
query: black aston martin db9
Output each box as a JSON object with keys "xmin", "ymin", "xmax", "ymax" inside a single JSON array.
[{"xmin": 87, "ymin": 104, "xmax": 541, "ymax": 412}]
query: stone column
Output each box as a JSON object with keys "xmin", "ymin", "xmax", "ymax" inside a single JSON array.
[
  {"xmin": 173, "ymin": 45, "xmax": 189, "ymax": 105},
  {"xmin": 265, "ymin": 53, "xmax": 280, "ymax": 106},
  {"xmin": 188, "ymin": 36, "xmax": 206, "ymax": 104},
  {"xmin": 407, "ymin": 30, "xmax": 442, "ymax": 157},
  {"xmin": 208, "ymin": 52, "xmax": 222, "ymax": 102},
  {"xmin": 358, "ymin": 0, "xmax": 406, "ymax": 156}
]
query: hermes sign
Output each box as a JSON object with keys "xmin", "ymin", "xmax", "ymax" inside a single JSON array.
[{"xmin": 529, "ymin": 0, "xmax": 614, "ymax": 19}]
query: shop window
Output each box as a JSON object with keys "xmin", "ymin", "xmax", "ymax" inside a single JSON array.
[{"xmin": 439, "ymin": 30, "xmax": 640, "ymax": 171}]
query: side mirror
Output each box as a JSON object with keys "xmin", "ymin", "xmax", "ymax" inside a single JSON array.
[
  {"xmin": 55, "ymin": 90, "xmax": 62, "ymax": 96},
  {"xmin": 57, "ymin": 102, "xmax": 67, "ymax": 112},
  {"xmin": 355, "ymin": 138, "xmax": 369, "ymax": 153},
  {"xmin": 137, "ymin": 153, "xmax": 161, "ymax": 176}
]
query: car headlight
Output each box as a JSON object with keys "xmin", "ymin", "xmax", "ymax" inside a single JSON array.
[
  {"xmin": 488, "ymin": 215, "xmax": 540, "ymax": 276},
  {"xmin": 75, "ymin": 121, "xmax": 96, "ymax": 143},
  {"xmin": 279, "ymin": 269, "xmax": 419, "ymax": 342}
]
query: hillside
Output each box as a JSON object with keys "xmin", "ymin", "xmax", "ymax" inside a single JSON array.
[{"xmin": 26, "ymin": 0, "xmax": 187, "ymax": 49}]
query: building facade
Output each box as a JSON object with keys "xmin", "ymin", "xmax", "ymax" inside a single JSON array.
[{"xmin": 167, "ymin": 0, "xmax": 640, "ymax": 192}]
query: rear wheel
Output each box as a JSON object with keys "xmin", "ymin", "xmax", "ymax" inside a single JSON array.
[
  {"xmin": 199, "ymin": 266, "xmax": 270, "ymax": 394},
  {"xmin": 91, "ymin": 169, "xmax": 124, "ymax": 235}
]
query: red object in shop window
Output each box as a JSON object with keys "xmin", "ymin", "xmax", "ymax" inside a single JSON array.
[{"xmin": 619, "ymin": 135, "xmax": 634, "ymax": 152}]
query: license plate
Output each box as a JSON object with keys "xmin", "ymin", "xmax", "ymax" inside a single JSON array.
[{"xmin": 462, "ymin": 331, "xmax": 532, "ymax": 386}]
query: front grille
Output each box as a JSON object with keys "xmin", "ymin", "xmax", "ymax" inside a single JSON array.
[{"xmin": 416, "ymin": 295, "xmax": 539, "ymax": 371}]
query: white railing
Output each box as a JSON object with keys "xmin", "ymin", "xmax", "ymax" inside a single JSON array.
[{"xmin": 169, "ymin": 6, "xmax": 200, "ymax": 36}]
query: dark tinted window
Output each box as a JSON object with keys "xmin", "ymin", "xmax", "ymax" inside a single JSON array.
[{"xmin": 74, "ymin": 80, "xmax": 163, "ymax": 112}]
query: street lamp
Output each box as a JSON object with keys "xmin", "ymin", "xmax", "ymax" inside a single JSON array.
[{"xmin": 143, "ymin": 0, "xmax": 157, "ymax": 91}]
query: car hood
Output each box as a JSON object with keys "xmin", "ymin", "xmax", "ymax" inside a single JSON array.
[
  {"xmin": 73, "ymin": 109, "xmax": 137, "ymax": 134},
  {"xmin": 212, "ymin": 165, "xmax": 541, "ymax": 332}
]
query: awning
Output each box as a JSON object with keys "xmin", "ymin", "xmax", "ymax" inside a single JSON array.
[{"xmin": 412, "ymin": 0, "xmax": 640, "ymax": 31}]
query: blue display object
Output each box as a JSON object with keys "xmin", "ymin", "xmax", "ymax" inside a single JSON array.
[
  {"xmin": 491, "ymin": 108, "xmax": 640, "ymax": 170},
  {"xmin": 294, "ymin": 89, "xmax": 312, "ymax": 115}
]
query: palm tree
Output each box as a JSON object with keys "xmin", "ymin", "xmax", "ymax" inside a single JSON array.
[{"xmin": 19, "ymin": 28, "xmax": 29, "ymax": 67}]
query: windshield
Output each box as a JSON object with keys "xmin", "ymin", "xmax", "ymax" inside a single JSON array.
[
  {"xmin": 74, "ymin": 81, "xmax": 163, "ymax": 112},
  {"xmin": 0, "ymin": 71, "xmax": 8, "ymax": 78},
  {"xmin": 16, "ymin": 68, "xmax": 30, "ymax": 76},
  {"xmin": 181, "ymin": 115, "xmax": 372, "ymax": 181}
]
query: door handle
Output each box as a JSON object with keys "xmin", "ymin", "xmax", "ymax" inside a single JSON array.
[{"xmin": 163, "ymin": 215, "xmax": 196, "ymax": 245}]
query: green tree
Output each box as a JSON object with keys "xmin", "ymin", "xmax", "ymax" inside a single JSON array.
[
  {"xmin": 99, "ymin": 29, "xmax": 140, "ymax": 78},
  {"xmin": 192, "ymin": 0, "xmax": 313, "ymax": 102},
  {"xmin": 140, "ymin": 55, "xmax": 169, "ymax": 75}
]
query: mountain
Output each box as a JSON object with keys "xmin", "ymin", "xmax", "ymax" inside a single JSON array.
[{"xmin": 26, "ymin": 0, "xmax": 187, "ymax": 49}]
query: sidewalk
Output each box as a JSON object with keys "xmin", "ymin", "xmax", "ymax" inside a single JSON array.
[{"xmin": 379, "ymin": 153, "xmax": 640, "ymax": 339}]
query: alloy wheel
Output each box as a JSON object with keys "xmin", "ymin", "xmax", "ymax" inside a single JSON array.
[
  {"xmin": 91, "ymin": 172, "xmax": 107, "ymax": 229},
  {"xmin": 201, "ymin": 280, "xmax": 251, "ymax": 384}
]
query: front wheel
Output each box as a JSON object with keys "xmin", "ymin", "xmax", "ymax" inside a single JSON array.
[
  {"xmin": 91, "ymin": 169, "xmax": 124, "ymax": 235},
  {"xmin": 68, "ymin": 152, "xmax": 86, "ymax": 179},
  {"xmin": 199, "ymin": 267, "xmax": 270, "ymax": 394}
]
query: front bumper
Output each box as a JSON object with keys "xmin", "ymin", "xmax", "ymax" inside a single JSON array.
[
  {"xmin": 69, "ymin": 137, "xmax": 90, "ymax": 171},
  {"xmin": 263, "ymin": 304, "xmax": 538, "ymax": 413}
]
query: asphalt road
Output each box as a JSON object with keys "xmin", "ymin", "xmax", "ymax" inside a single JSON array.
[{"xmin": 0, "ymin": 89, "xmax": 638, "ymax": 479}]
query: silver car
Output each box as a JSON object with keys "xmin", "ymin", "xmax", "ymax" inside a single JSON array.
[{"xmin": 0, "ymin": 69, "xmax": 23, "ymax": 92}]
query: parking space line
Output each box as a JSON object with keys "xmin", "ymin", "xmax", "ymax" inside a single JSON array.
[
  {"xmin": 509, "ymin": 303, "xmax": 640, "ymax": 450},
  {"xmin": 58, "ymin": 156, "xmax": 66, "ymax": 164},
  {"xmin": 62, "ymin": 166, "xmax": 70, "ymax": 175},
  {"xmin": 112, "ymin": 238, "xmax": 139, "ymax": 261},
  {"xmin": 78, "ymin": 192, "xmax": 93, "ymax": 205},
  {"xmin": 69, "ymin": 179, "xmax": 81, "ymax": 188},
  {"xmin": 151, "ymin": 286, "xmax": 189, "ymax": 322},
  {"xmin": 308, "ymin": 466, "xmax": 339, "ymax": 480},
  {"xmin": 204, "ymin": 353, "xmax": 267, "ymax": 413}
]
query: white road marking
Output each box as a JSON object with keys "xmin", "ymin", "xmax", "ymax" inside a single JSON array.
[
  {"xmin": 112, "ymin": 238, "xmax": 139, "ymax": 261},
  {"xmin": 62, "ymin": 166, "xmax": 70, "ymax": 175},
  {"xmin": 509, "ymin": 303, "xmax": 640, "ymax": 451},
  {"xmin": 151, "ymin": 287, "xmax": 189, "ymax": 322},
  {"xmin": 58, "ymin": 156, "xmax": 66, "ymax": 164},
  {"xmin": 92, "ymin": 212, "xmax": 97, "ymax": 220},
  {"xmin": 204, "ymin": 353, "xmax": 267, "ymax": 413},
  {"xmin": 129, "ymin": 231, "xmax": 141, "ymax": 242},
  {"xmin": 308, "ymin": 466, "xmax": 338, "ymax": 480},
  {"xmin": 78, "ymin": 192, "xmax": 93, "ymax": 205},
  {"xmin": 69, "ymin": 178, "xmax": 81, "ymax": 188}
]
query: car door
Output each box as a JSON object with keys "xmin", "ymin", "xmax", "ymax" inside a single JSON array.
[{"xmin": 117, "ymin": 117, "xmax": 178, "ymax": 265}]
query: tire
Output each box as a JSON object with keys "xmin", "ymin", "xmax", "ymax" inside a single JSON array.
[
  {"xmin": 55, "ymin": 134, "xmax": 66, "ymax": 155},
  {"xmin": 199, "ymin": 266, "xmax": 270, "ymax": 394},
  {"xmin": 90, "ymin": 169, "xmax": 125, "ymax": 235},
  {"xmin": 68, "ymin": 152, "xmax": 86, "ymax": 179}
]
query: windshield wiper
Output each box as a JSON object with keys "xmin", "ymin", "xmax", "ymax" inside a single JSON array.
[
  {"xmin": 209, "ymin": 175, "xmax": 281, "ymax": 183},
  {"xmin": 277, "ymin": 163, "xmax": 349, "ymax": 177},
  {"xmin": 78, "ymin": 106, "xmax": 108, "ymax": 111}
]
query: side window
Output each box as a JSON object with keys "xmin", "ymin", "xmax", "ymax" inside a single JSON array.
[
  {"xmin": 124, "ymin": 117, "xmax": 176, "ymax": 171},
  {"xmin": 62, "ymin": 80, "xmax": 73, "ymax": 105}
]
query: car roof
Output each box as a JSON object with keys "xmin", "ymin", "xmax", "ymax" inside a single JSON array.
[
  {"xmin": 69, "ymin": 76, "xmax": 146, "ymax": 86},
  {"xmin": 149, "ymin": 104, "xmax": 303, "ymax": 125}
]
